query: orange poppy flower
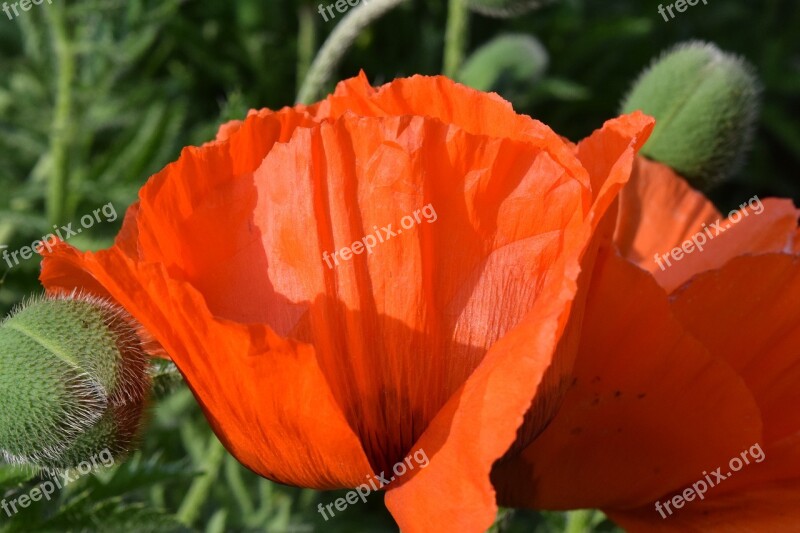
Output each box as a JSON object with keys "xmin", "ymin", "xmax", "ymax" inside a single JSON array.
[
  {"xmin": 38, "ymin": 74, "xmax": 654, "ymax": 532},
  {"xmin": 493, "ymin": 157, "xmax": 800, "ymax": 531}
]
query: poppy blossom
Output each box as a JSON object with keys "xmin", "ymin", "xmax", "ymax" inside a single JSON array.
[
  {"xmin": 493, "ymin": 158, "xmax": 800, "ymax": 531},
  {"xmin": 38, "ymin": 74, "xmax": 654, "ymax": 532}
]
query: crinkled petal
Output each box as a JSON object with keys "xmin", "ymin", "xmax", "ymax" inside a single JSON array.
[{"xmin": 386, "ymin": 113, "xmax": 654, "ymax": 533}]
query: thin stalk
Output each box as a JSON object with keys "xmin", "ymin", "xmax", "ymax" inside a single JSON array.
[
  {"xmin": 296, "ymin": 0, "xmax": 407, "ymax": 104},
  {"xmin": 44, "ymin": 3, "xmax": 75, "ymax": 226},
  {"xmin": 296, "ymin": 4, "xmax": 317, "ymax": 90},
  {"xmin": 443, "ymin": 0, "xmax": 469, "ymax": 78}
]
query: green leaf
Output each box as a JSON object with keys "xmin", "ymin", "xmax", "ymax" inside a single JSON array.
[
  {"xmin": 83, "ymin": 453, "xmax": 195, "ymax": 501},
  {"xmin": 39, "ymin": 500, "xmax": 186, "ymax": 532}
]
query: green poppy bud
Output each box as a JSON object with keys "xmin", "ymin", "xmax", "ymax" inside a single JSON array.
[
  {"xmin": 0, "ymin": 293, "xmax": 150, "ymax": 469},
  {"xmin": 621, "ymin": 41, "xmax": 761, "ymax": 189},
  {"xmin": 457, "ymin": 33, "xmax": 549, "ymax": 98}
]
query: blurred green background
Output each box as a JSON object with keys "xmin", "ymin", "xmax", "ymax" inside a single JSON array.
[{"xmin": 0, "ymin": 0, "xmax": 798, "ymax": 531}]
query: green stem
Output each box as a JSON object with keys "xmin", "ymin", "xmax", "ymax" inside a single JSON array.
[
  {"xmin": 45, "ymin": 3, "xmax": 75, "ymax": 226},
  {"xmin": 443, "ymin": 0, "xmax": 469, "ymax": 78},
  {"xmin": 177, "ymin": 435, "xmax": 227, "ymax": 527},
  {"xmin": 564, "ymin": 509, "xmax": 598, "ymax": 533},
  {"xmin": 296, "ymin": 4, "xmax": 316, "ymax": 91},
  {"xmin": 296, "ymin": 0, "xmax": 407, "ymax": 104}
]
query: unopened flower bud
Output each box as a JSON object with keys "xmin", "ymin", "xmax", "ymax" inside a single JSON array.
[
  {"xmin": 0, "ymin": 293, "xmax": 150, "ymax": 469},
  {"xmin": 621, "ymin": 41, "xmax": 761, "ymax": 189}
]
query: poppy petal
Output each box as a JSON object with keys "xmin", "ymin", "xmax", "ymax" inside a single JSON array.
[
  {"xmin": 654, "ymin": 199, "xmax": 798, "ymax": 292},
  {"xmin": 615, "ymin": 157, "xmax": 721, "ymax": 263},
  {"xmin": 608, "ymin": 479, "xmax": 800, "ymax": 533},
  {"xmin": 573, "ymin": 220, "xmax": 800, "ymax": 532},
  {"xmin": 385, "ymin": 113, "xmax": 654, "ymax": 533},
  {"xmin": 615, "ymin": 158, "xmax": 799, "ymax": 292},
  {"xmin": 491, "ymin": 249, "xmax": 761, "ymax": 511},
  {"xmin": 672, "ymin": 254, "xmax": 800, "ymax": 460},
  {"xmin": 311, "ymin": 73, "xmax": 592, "ymax": 200},
  {"xmin": 41, "ymin": 242, "xmax": 374, "ymax": 488}
]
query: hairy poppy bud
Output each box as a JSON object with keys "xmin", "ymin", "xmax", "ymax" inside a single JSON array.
[
  {"xmin": 0, "ymin": 293, "xmax": 150, "ymax": 469},
  {"xmin": 458, "ymin": 33, "xmax": 549, "ymax": 99},
  {"xmin": 621, "ymin": 41, "xmax": 761, "ymax": 189}
]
